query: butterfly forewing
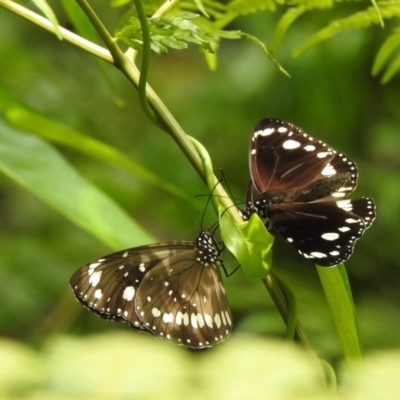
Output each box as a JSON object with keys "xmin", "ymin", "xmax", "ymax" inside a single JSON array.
[
  {"xmin": 135, "ymin": 233, "xmax": 232, "ymax": 348},
  {"xmin": 70, "ymin": 243, "xmax": 190, "ymax": 329},
  {"xmin": 250, "ymin": 118, "xmax": 335, "ymax": 194},
  {"xmin": 70, "ymin": 232, "xmax": 232, "ymax": 348}
]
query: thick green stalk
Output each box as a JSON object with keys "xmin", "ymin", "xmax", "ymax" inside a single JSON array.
[{"xmin": 317, "ymin": 265, "xmax": 363, "ymax": 364}]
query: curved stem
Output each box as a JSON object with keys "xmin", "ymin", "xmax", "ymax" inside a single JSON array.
[
  {"xmin": 133, "ymin": 0, "xmax": 166, "ymax": 130},
  {"xmin": 274, "ymin": 275, "xmax": 298, "ymax": 340}
]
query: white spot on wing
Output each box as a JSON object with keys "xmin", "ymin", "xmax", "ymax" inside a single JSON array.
[
  {"xmin": 89, "ymin": 271, "xmax": 102, "ymax": 287},
  {"xmin": 152, "ymin": 307, "xmax": 161, "ymax": 317},
  {"xmin": 321, "ymin": 164, "xmax": 336, "ymax": 176},
  {"xmin": 321, "ymin": 232, "xmax": 340, "ymax": 241},
  {"xmin": 197, "ymin": 313, "xmax": 205, "ymax": 328},
  {"xmin": 309, "ymin": 252, "xmax": 327, "ymax": 259},
  {"xmin": 204, "ymin": 313, "xmax": 213, "ymax": 328},
  {"xmin": 163, "ymin": 313, "xmax": 173, "ymax": 323},
  {"xmin": 122, "ymin": 286, "xmax": 135, "ymax": 301},
  {"xmin": 304, "ymin": 144, "xmax": 316, "ymax": 151},
  {"xmin": 94, "ymin": 289, "xmax": 102, "ymax": 299},
  {"xmin": 260, "ymin": 128, "xmax": 275, "ymax": 136},
  {"xmin": 214, "ymin": 313, "xmax": 221, "ymax": 328},
  {"xmin": 282, "ymin": 139, "xmax": 301, "ymax": 149},
  {"xmin": 225, "ymin": 311, "xmax": 232, "ymax": 326},
  {"xmin": 175, "ymin": 311, "xmax": 183, "ymax": 325},
  {"xmin": 337, "ymin": 200, "xmax": 353, "ymax": 212},
  {"xmin": 191, "ymin": 313, "xmax": 198, "ymax": 329},
  {"xmin": 317, "ymin": 151, "xmax": 332, "ymax": 158},
  {"xmin": 346, "ymin": 218, "xmax": 360, "ymax": 224}
]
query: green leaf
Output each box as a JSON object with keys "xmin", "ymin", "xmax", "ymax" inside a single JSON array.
[
  {"xmin": 0, "ymin": 117, "xmax": 154, "ymax": 250},
  {"xmin": 381, "ymin": 54, "xmax": 400, "ymax": 83},
  {"xmin": 194, "ymin": 0, "xmax": 210, "ymax": 17},
  {"xmin": 240, "ymin": 32, "xmax": 290, "ymax": 77},
  {"xmin": 220, "ymin": 212, "xmax": 274, "ymax": 279},
  {"xmin": 1, "ymin": 103, "xmax": 188, "ymax": 201},
  {"xmin": 317, "ymin": 264, "xmax": 363, "ymax": 363},
  {"xmin": 271, "ymin": 7, "xmax": 308, "ymax": 53},
  {"xmin": 293, "ymin": 6, "xmax": 386, "ymax": 58},
  {"xmin": 227, "ymin": 0, "xmax": 279, "ymax": 14},
  {"xmin": 372, "ymin": 28, "xmax": 400, "ymax": 76}
]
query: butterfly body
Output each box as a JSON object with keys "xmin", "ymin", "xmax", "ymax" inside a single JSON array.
[
  {"xmin": 242, "ymin": 118, "xmax": 376, "ymax": 267},
  {"xmin": 70, "ymin": 231, "xmax": 232, "ymax": 348}
]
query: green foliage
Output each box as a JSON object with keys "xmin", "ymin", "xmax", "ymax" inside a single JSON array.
[
  {"xmin": 373, "ymin": 27, "xmax": 400, "ymax": 82},
  {"xmin": 220, "ymin": 212, "xmax": 274, "ymax": 279},
  {"xmin": 30, "ymin": 0, "xmax": 400, "ymax": 81},
  {"xmin": 317, "ymin": 266, "xmax": 363, "ymax": 360},
  {"xmin": 0, "ymin": 117, "xmax": 154, "ymax": 250},
  {"xmin": 117, "ymin": 12, "xmax": 242, "ymax": 54},
  {"xmin": 227, "ymin": 0, "xmax": 282, "ymax": 14},
  {"xmin": 293, "ymin": 2, "xmax": 400, "ymax": 58}
]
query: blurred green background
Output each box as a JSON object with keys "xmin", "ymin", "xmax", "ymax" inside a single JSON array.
[{"xmin": 0, "ymin": 1, "xmax": 399, "ymax": 398}]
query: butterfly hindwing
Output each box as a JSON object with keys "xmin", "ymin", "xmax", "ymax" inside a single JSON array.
[
  {"xmin": 136, "ymin": 253, "xmax": 232, "ymax": 348},
  {"xmin": 267, "ymin": 198, "xmax": 376, "ymax": 266}
]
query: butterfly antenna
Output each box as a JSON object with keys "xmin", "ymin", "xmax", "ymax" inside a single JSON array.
[
  {"xmin": 199, "ymin": 178, "xmax": 224, "ymax": 231},
  {"xmin": 218, "ymin": 168, "xmax": 247, "ymax": 218}
]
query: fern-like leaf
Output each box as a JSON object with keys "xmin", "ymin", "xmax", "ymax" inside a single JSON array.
[
  {"xmin": 372, "ymin": 27, "xmax": 400, "ymax": 81},
  {"xmin": 381, "ymin": 53, "xmax": 400, "ymax": 82},
  {"xmin": 116, "ymin": 13, "xmax": 242, "ymax": 55},
  {"xmin": 293, "ymin": 3, "xmax": 400, "ymax": 58},
  {"xmin": 271, "ymin": 0, "xmax": 334, "ymax": 53},
  {"xmin": 193, "ymin": 0, "xmax": 209, "ymax": 17},
  {"xmin": 227, "ymin": 0, "xmax": 281, "ymax": 14}
]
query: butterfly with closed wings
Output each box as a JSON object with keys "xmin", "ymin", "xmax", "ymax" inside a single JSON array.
[
  {"xmin": 70, "ymin": 230, "xmax": 232, "ymax": 349},
  {"xmin": 241, "ymin": 118, "xmax": 376, "ymax": 267}
]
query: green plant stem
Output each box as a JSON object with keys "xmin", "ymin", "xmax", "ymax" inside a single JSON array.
[
  {"xmin": 0, "ymin": 0, "xmax": 112, "ymax": 63},
  {"xmin": 262, "ymin": 273, "xmax": 313, "ymax": 352},
  {"xmin": 132, "ymin": 0, "xmax": 166, "ymax": 130},
  {"xmin": 73, "ymin": 0, "xmax": 208, "ymax": 178},
  {"xmin": 317, "ymin": 265, "xmax": 363, "ymax": 364},
  {"xmin": 262, "ymin": 273, "xmax": 328, "ymax": 384}
]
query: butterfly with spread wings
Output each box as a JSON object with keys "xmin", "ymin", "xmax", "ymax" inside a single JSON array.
[{"xmin": 241, "ymin": 118, "xmax": 376, "ymax": 266}]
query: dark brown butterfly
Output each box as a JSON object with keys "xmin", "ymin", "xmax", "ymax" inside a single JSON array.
[
  {"xmin": 70, "ymin": 231, "xmax": 232, "ymax": 348},
  {"xmin": 241, "ymin": 118, "xmax": 376, "ymax": 266}
]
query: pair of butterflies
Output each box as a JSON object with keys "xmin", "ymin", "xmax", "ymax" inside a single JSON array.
[{"xmin": 70, "ymin": 118, "xmax": 376, "ymax": 349}]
